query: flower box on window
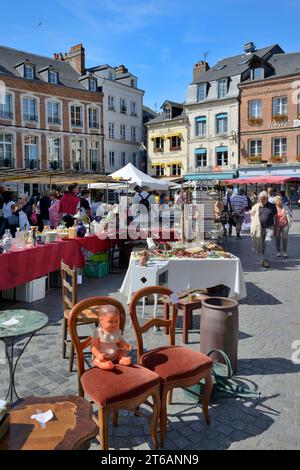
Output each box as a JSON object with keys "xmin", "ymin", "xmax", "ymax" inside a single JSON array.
[
  {"xmin": 272, "ymin": 114, "xmax": 288, "ymax": 123},
  {"xmin": 271, "ymin": 155, "xmax": 287, "ymax": 162},
  {"xmin": 248, "ymin": 117, "xmax": 263, "ymax": 126},
  {"xmin": 247, "ymin": 155, "xmax": 262, "ymax": 163},
  {"xmin": 170, "ymin": 146, "xmax": 181, "ymax": 152}
]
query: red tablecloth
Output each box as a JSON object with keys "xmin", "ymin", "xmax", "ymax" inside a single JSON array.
[{"xmin": 75, "ymin": 235, "xmax": 111, "ymax": 253}]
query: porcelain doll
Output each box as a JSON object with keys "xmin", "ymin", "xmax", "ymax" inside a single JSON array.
[{"xmin": 91, "ymin": 305, "xmax": 131, "ymax": 370}]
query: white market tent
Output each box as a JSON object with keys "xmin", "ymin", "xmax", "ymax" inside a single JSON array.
[{"xmin": 90, "ymin": 163, "xmax": 170, "ymax": 191}]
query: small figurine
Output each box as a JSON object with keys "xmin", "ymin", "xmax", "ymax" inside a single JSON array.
[
  {"xmin": 139, "ymin": 250, "xmax": 149, "ymax": 266},
  {"xmin": 91, "ymin": 305, "xmax": 131, "ymax": 370}
]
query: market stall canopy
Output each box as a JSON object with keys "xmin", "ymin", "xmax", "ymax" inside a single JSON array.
[
  {"xmin": 225, "ymin": 176, "xmax": 300, "ymax": 185},
  {"xmin": 0, "ymin": 169, "xmax": 122, "ymax": 185},
  {"xmin": 108, "ymin": 162, "xmax": 170, "ymax": 190}
]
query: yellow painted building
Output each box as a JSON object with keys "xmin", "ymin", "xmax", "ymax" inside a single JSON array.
[{"xmin": 147, "ymin": 101, "xmax": 188, "ymax": 180}]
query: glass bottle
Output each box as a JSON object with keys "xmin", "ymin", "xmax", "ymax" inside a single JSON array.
[{"xmin": 3, "ymin": 229, "xmax": 13, "ymax": 253}]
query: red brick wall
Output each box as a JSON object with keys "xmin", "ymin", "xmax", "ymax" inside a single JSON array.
[{"xmin": 240, "ymin": 75, "xmax": 300, "ymax": 164}]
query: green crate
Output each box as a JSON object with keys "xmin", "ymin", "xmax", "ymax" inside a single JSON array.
[
  {"xmin": 87, "ymin": 251, "xmax": 108, "ymax": 262},
  {"xmin": 83, "ymin": 261, "xmax": 109, "ymax": 278}
]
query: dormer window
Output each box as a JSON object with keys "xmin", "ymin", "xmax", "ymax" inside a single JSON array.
[
  {"xmin": 89, "ymin": 78, "xmax": 97, "ymax": 91},
  {"xmin": 218, "ymin": 78, "xmax": 228, "ymax": 99},
  {"xmin": 48, "ymin": 70, "xmax": 58, "ymax": 84},
  {"xmin": 165, "ymin": 108, "xmax": 171, "ymax": 119},
  {"xmin": 197, "ymin": 83, "xmax": 207, "ymax": 102},
  {"xmin": 24, "ymin": 64, "xmax": 34, "ymax": 80},
  {"xmin": 251, "ymin": 67, "xmax": 264, "ymax": 80}
]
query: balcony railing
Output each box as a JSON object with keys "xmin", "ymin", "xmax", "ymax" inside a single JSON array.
[
  {"xmin": 0, "ymin": 111, "xmax": 13, "ymax": 119},
  {"xmin": 0, "ymin": 157, "xmax": 14, "ymax": 168},
  {"xmin": 72, "ymin": 160, "xmax": 84, "ymax": 171},
  {"xmin": 24, "ymin": 158, "xmax": 40, "ymax": 170},
  {"xmin": 23, "ymin": 114, "xmax": 38, "ymax": 122},
  {"xmin": 48, "ymin": 160, "xmax": 62, "ymax": 171}
]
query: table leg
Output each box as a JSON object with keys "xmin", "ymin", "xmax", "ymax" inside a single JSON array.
[
  {"xmin": 4, "ymin": 332, "xmax": 36, "ymax": 403},
  {"xmin": 163, "ymin": 303, "xmax": 170, "ymax": 335},
  {"xmin": 187, "ymin": 307, "xmax": 193, "ymax": 330}
]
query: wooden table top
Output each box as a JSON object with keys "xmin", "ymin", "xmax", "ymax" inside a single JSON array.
[{"xmin": 0, "ymin": 395, "xmax": 98, "ymax": 450}]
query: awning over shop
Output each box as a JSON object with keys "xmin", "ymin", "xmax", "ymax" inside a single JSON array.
[
  {"xmin": 166, "ymin": 161, "xmax": 182, "ymax": 166},
  {"xmin": 151, "ymin": 135, "xmax": 165, "ymax": 140},
  {"xmin": 225, "ymin": 176, "xmax": 300, "ymax": 184},
  {"xmin": 165, "ymin": 132, "xmax": 182, "ymax": 138},
  {"xmin": 184, "ymin": 172, "xmax": 235, "ymax": 181}
]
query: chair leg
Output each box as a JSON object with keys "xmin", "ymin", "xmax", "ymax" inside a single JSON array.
[
  {"xmin": 62, "ymin": 318, "xmax": 68, "ymax": 358},
  {"xmin": 202, "ymin": 370, "xmax": 213, "ymax": 425},
  {"xmin": 69, "ymin": 342, "xmax": 75, "ymax": 372},
  {"xmin": 98, "ymin": 407, "xmax": 109, "ymax": 450},
  {"xmin": 163, "ymin": 303, "xmax": 170, "ymax": 335},
  {"xmin": 160, "ymin": 386, "xmax": 169, "ymax": 447},
  {"xmin": 142, "ymin": 297, "xmax": 146, "ymax": 318},
  {"xmin": 112, "ymin": 411, "xmax": 118, "ymax": 427},
  {"xmin": 167, "ymin": 389, "xmax": 173, "ymax": 405},
  {"xmin": 150, "ymin": 388, "xmax": 161, "ymax": 449}
]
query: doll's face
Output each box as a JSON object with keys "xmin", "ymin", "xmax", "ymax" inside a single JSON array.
[{"xmin": 100, "ymin": 312, "xmax": 119, "ymax": 333}]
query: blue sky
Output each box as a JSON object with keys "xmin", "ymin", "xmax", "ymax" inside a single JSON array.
[{"xmin": 1, "ymin": 0, "xmax": 300, "ymax": 110}]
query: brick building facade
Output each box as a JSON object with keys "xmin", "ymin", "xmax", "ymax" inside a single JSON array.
[{"xmin": 0, "ymin": 44, "xmax": 104, "ymax": 175}]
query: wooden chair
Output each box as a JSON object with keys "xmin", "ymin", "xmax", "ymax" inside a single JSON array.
[
  {"xmin": 68, "ymin": 296, "xmax": 161, "ymax": 450},
  {"xmin": 61, "ymin": 261, "xmax": 99, "ymax": 372},
  {"xmin": 129, "ymin": 285, "xmax": 214, "ymax": 447}
]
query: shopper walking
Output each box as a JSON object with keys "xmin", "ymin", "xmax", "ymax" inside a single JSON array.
[
  {"xmin": 231, "ymin": 188, "xmax": 248, "ymax": 238},
  {"xmin": 250, "ymin": 190, "xmax": 277, "ymax": 268},
  {"xmin": 49, "ymin": 191, "xmax": 60, "ymax": 228},
  {"xmin": 274, "ymin": 195, "xmax": 292, "ymax": 258}
]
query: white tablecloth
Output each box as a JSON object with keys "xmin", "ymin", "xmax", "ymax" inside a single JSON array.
[{"xmin": 120, "ymin": 255, "xmax": 247, "ymax": 302}]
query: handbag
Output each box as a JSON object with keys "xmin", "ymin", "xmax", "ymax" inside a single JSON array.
[
  {"xmin": 30, "ymin": 211, "xmax": 38, "ymax": 225},
  {"xmin": 7, "ymin": 214, "xmax": 19, "ymax": 226},
  {"xmin": 184, "ymin": 349, "xmax": 260, "ymax": 401}
]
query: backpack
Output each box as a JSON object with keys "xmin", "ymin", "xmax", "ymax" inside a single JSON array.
[
  {"xmin": 138, "ymin": 193, "xmax": 151, "ymax": 212},
  {"xmin": 184, "ymin": 349, "xmax": 261, "ymax": 401}
]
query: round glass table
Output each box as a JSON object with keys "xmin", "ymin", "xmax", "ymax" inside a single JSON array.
[{"xmin": 0, "ymin": 310, "xmax": 48, "ymax": 403}]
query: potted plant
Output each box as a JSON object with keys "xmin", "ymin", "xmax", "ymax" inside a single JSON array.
[
  {"xmin": 272, "ymin": 114, "xmax": 288, "ymax": 123},
  {"xmin": 248, "ymin": 117, "xmax": 263, "ymax": 126}
]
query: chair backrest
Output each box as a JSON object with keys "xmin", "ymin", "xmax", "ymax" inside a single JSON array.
[
  {"xmin": 129, "ymin": 285, "xmax": 178, "ymax": 363},
  {"xmin": 61, "ymin": 260, "xmax": 78, "ymax": 310},
  {"xmin": 68, "ymin": 296, "xmax": 126, "ymax": 394}
]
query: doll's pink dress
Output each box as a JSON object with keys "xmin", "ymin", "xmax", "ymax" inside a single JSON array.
[{"xmin": 92, "ymin": 327, "xmax": 123, "ymax": 361}]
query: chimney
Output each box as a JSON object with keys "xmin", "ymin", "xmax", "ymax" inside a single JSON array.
[
  {"xmin": 53, "ymin": 52, "xmax": 65, "ymax": 61},
  {"xmin": 193, "ymin": 61, "xmax": 210, "ymax": 82},
  {"xmin": 53, "ymin": 53, "xmax": 58, "ymax": 60},
  {"xmin": 64, "ymin": 43, "xmax": 85, "ymax": 74},
  {"xmin": 244, "ymin": 41, "xmax": 256, "ymax": 54},
  {"xmin": 114, "ymin": 64, "xmax": 128, "ymax": 76}
]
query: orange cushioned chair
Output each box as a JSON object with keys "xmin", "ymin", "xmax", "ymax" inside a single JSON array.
[
  {"xmin": 68, "ymin": 296, "xmax": 161, "ymax": 450},
  {"xmin": 129, "ymin": 286, "xmax": 213, "ymax": 447}
]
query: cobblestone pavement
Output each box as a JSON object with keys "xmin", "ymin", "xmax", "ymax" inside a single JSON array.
[{"xmin": 1, "ymin": 211, "xmax": 300, "ymax": 450}]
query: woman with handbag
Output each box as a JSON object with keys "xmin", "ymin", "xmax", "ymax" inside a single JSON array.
[{"xmin": 274, "ymin": 195, "xmax": 292, "ymax": 258}]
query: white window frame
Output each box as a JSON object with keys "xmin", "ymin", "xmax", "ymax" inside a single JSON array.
[
  {"xmin": 0, "ymin": 133, "xmax": 13, "ymax": 167},
  {"xmin": 132, "ymin": 152, "xmax": 137, "ymax": 166},
  {"xmin": 218, "ymin": 79, "xmax": 228, "ymax": 99},
  {"xmin": 249, "ymin": 100, "xmax": 262, "ymax": 118},
  {"xmin": 120, "ymin": 151, "xmax": 126, "ymax": 166},
  {"xmin": 47, "ymin": 100, "xmax": 61, "ymax": 125},
  {"xmin": 131, "ymin": 126, "xmax": 137, "ymax": 142},
  {"xmin": 273, "ymin": 97, "xmax": 287, "ymax": 116},
  {"xmin": 195, "ymin": 151, "xmax": 207, "ymax": 168},
  {"xmin": 120, "ymin": 98, "xmax": 127, "ymax": 114},
  {"xmin": 108, "ymin": 95, "xmax": 115, "ymax": 111},
  {"xmin": 273, "ymin": 137, "xmax": 287, "ymax": 157},
  {"xmin": 249, "ymin": 140, "xmax": 262, "ymax": 157},
  {"xmin": 47, "ymin": 137, "xmax": 62, "ymax": 170},
  {"xmin": 109, "ymin": 150, "xmax": 115, "ymax": 167},
  {"xmin": 165, "ymin": 108, "xmax": 171, "ymax": 119},
  {"xmin": 131, "ymin": 100, "xmax": 137, "ymax": 116},
  {"xmin": 0, "ymin": 93, "xmax": 13, "ymax": 119},
  {"xmin": 71, "ymin": 139, "xmax": 84, "ymax": 170},
  {"xmin": 216, "ymin": 114, "xmax": 228, "ymax": 134},
  {"xmin": 24, "ymin": 135, "xmax": 39, "ymax": 169},
  {"xmin": 171, "ymin": 164, "xmax": 181, "ymax": 176},
  {"xmin": 195, "ymin": 117, "xmax": 207, "ymax": 136},
  {"xmin": 155, "ymin": 165, "xmax": 164, "ymax": 176},
  {"xmin": 23, "ymin": 97, "xmax": 38, "ymax": 122},
  {"xmin": 48, "ymin": 70, "xmax": 58, "ymax": 84},
  {"xmin": 88, "ymin": 107, "xmax": 99, "ymax": 129},
  {"xmin": 70, "ymin": 104, "xmax": 83, "ymax": 127},
  {"xmin": 89, "ymin": 78, "xmax": 97, "ymax": 91},
  {"xmin": 108, "ymin": 122, "xmax": 115, "ymax": 139},
  {"xmin": 24, "ymin": 64, "xmax": 34, "ymax": 80},
  {"xmin": 216, "ymin": 149, "xmax": 228, "ymax": 166},
  {"xmin": 197, "ymin": 83, "xmax": 207, "ymax": 101},
  {"xmin": 120, "ymin": 124, "xmax": 126, "ymax": 140},
  {"xmin": 89, "ymin": 140, "xmax": 100, "ymax": 170}
]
